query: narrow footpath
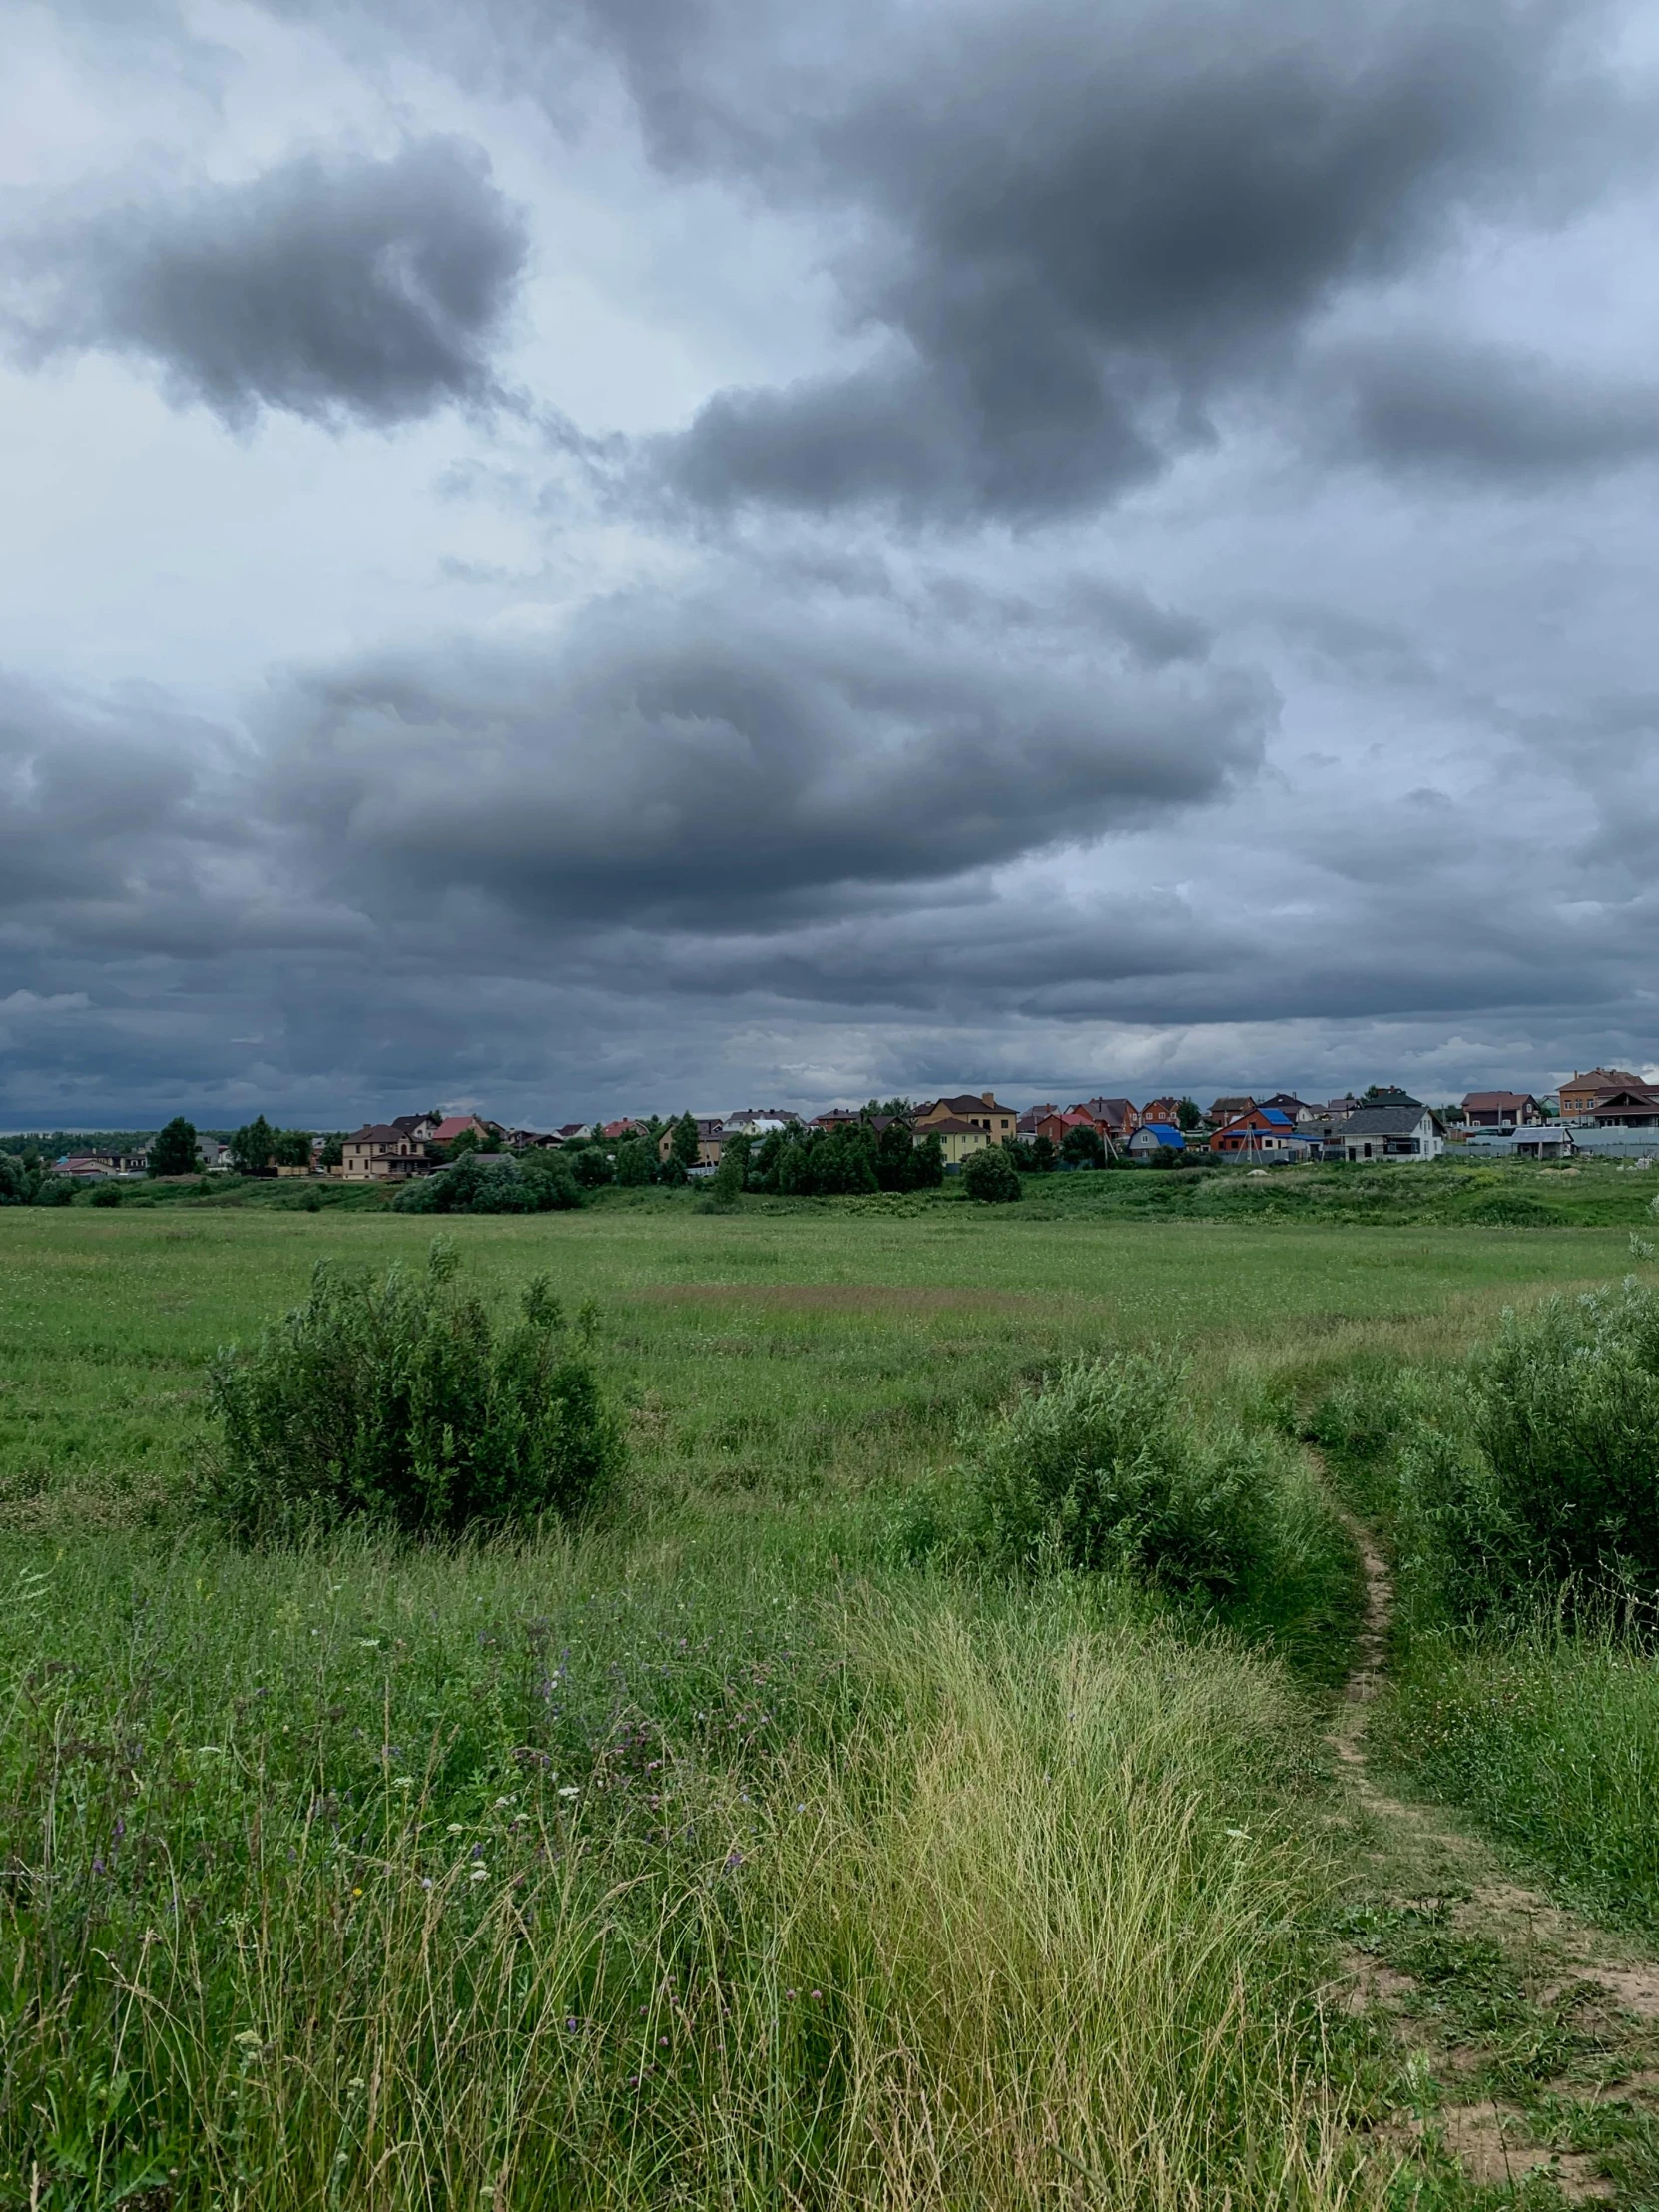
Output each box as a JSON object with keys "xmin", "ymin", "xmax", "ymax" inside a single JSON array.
[{"xmin": 1321, "ymin": 1468, "xmax": 1659, "ymax": 2204}]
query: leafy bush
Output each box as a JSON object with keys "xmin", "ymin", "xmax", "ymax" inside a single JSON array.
[
  {"xmin": 89, "ymin": 1181, "xmax": 123, "ymax": 1207},
  {"xmin": 1373, "ymin": 1284, "xmax": 1659, "ymax": 1621},
  {"xmin": 963, "ymin": 1354, "xmax": 1271, "ymax": 1597},
  {"xmin": 204, "ymin": 1243, "xmax": 623, "ymax": 1539},
  {"xmin": 393, "ymin": 1152, "xmax": 580, "ymax": 1215},
  {"xmin": 961, "ymin": 1146, "xmax": 1022, "ymax": 1203}
]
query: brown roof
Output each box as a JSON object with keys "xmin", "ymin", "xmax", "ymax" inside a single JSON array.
[
  {"xmin": 348, "ymin": 1123, "xmax": 406, "ymax": 1143},
  {"xmin": 925, "ymin": 1116, "xmax": 988, "ymax": 1136},
  {"xmin": 1463, "ymin": 1091, "xmax": 1539, "ymax": 1111},
  {"xmin": 1564, "ymin": 1068, "xmax": 1640, "ymax": 1091}
]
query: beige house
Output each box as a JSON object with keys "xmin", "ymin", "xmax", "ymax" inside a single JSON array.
[
  {"xmin": 914, "ymin": 1093, "xmax": 1017, "ymax": 1143},
  {"xmin": 340, "ymin": 1123, "xmax": 434, "ymax": 1181},
  {"xmin": 919, "ymin": 1115, "xmax": 994, "ymax": 1168}
]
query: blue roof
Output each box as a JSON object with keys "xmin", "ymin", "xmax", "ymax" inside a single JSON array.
[
  {"xmin": 1260, "ymin": 1107, "xmax": 1293, "ymax": 1126},
  {"xmin": 1139, "ymin": 1123, "xmax": 1185, "ymax": 1146}
]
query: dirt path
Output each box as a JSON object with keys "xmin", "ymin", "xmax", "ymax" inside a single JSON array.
[{"xmin": 1317, "ymin": 1461, "xmax": 1659, "ymax": 2203}]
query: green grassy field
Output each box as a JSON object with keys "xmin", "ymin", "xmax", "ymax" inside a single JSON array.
[
  {"xmin": 6, "ymin": 1187, "xmax": 1659, "ymax": 2207},
  {"xmin": 3, "ymin": 1185, "xmax": 1652, "ymax": 1524}
]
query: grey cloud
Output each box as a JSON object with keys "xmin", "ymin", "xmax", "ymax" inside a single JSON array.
[
  {"xmin": 257, "ymin": 568, "xmax": 1268, "ymax": 927},
  {"xmin": 1, "ymin": 138, "xmax": 527, "ymax": 428},
  {"xmin": 626, "ymin": 0, "xmax": 1630, "ymax": 518},
  {"xmin": 1323, "ymin": 334, "xmax": 1659, "ymax": 478}
]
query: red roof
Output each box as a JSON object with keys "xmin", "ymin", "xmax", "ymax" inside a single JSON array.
[{"xmin": 432, "ymin": 1115, "xmax": 491, "ymax": 1142}]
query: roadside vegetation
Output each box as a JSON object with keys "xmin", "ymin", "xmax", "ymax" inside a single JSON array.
[{"xmin": 7, "ymin": 1200, "xmax": 1659, "ymax": 2203}]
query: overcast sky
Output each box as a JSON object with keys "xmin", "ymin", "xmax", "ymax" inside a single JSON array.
[{"xmin": 3, "ymin": 0, "xmax": 1658, "ymax": 1126}]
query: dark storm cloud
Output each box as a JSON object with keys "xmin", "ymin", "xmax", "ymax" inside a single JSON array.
[
  {"xmin": 619, "ymin": 0, "xmax": 1633, "ymax": 519},
  {"xmin": 1, "ymin": 138, "xmax": 527, "ymax": 428},
  {"xmin": 1322, "ymin": 334, "xmax": 1659, "ymax": 479},
  {"xmin": 257, "ymin": 567, "xmax": 1269, "ymax": 925}
]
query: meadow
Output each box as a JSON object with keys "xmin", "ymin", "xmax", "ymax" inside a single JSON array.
[{"xmin": 7, "ymin": 1168, "xmax": 1659, "ymax": 2207}]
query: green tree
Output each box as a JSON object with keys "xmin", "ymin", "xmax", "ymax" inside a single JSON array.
[
  {"xmin": 271, "ymin": 1127, "xmax": 312, "ymax": 1169},
  {"xmin": 1060, "ymin": 1123, "xmax": 1107, "ymax": 1171},
  {"xmin": 615, "ymin": 1137, "xmax": 655, "ymax": 1186},
  {"xmin": 669, "ymin": 1113, "xmax": 701, "ymax": 1174},
  {"xmin": 912, "ymin": 1132, "xmax": 945, "ymax": 1188},
  {"xmin": 962, "ymin": 1146, "xmax": 1023, "ymax": 1203},
  {"xmin": 317, "ymin": 1133, "xmax": 344, "ymax": 1169},
  {"xmin": 149, "ymin": 1117, "xmax": 199, "ymax": 1178},
  {"xmin": 571, "ymin": 1146, "xmax": 614, "ymax": 1189},
  {"xmin": 1029, "ymin": 1133, "xmax": 1057, "ymax": 1174},
  {"xmin": 875, "ymin": 1117, "xmax": 918, "ymax": 1192},
  {"xmin": 444, "ymin": 1126, "xmax": 488, "ymax": 1161},
  {"xmin": 229, "ymin": 1115, "xmax": 275, "ymax": 1176},
  {"xmin": 1176, "ymin": 1099, "xmax": 1202, "ymax": 1133},
  {"xmin": 709, "ymin": 1132, "xmax": 751, "ymax": 1204}
]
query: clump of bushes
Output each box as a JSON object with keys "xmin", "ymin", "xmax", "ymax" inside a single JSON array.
[
  {"xmin": 961, "ymin": 1146, "xmax": 1022, "ymax": 1203},
  {"xmin": 1395, "ymin": 1284, "xmax": 1659, "ymax": 1618},
  {"xmin": 204, "ymin": 1242, "xmax": 622, "ymax": 1539},
  {"xmin": 962, "ymin": 1353, "xmax": 1272, "ymax": 1598},
  {"xmin": 393, "ymin": 1150, "xmax": 581, "ymax": 1214}
]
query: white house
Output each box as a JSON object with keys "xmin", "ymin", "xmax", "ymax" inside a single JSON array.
[{"xmin": 1332, "ymin": 1105, "xmax": 1446, "ymax": 1162}]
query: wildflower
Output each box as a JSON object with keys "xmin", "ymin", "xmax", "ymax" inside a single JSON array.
[
  {"xmin": 447, "ymin": 1823, "xmax": 465, "ymax": 1835},
  {"xmin": 235, "ymin": 2030, "xmax": 263, "ymax": 2049},
  {"xmin": 357, "ymin": 1638, "xmax": 380, "ymax": 1649},
  {"xmin": 351, "ymin": 1887, "xmax": 363, "ymax": 1898},
  {"xmin": 1225, "ymin": 1828, "xmax": 1251, "ymax": 1841},
  {"xmin": 558, "ymin": 1785, "xmax": 579, "ymax": 1799},
  {"xmin": 347, "ymin": 2077, "xmax": 365, "ymax": 2092},
  {"xmin": 393, "ymin": 1777, "xmax": 413, "ymax": 1790},
  {"xmin": 470, "ymin": 1866, "xmax": 489, "ymax": 1882},
  {"xmin": 421, "ymin": 1878, "xmax": 433, "ymax": 1890}
]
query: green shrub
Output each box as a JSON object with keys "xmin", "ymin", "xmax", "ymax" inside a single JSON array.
[
  {"xmin": 961, "ymin": 1146, "xmax": 1022, "ymax": 1203},
  {"xmin": 203, "ymin": 1243, "xmax": 623, "ymax": 1539},
  {"xmin": 393, "ymin": 1152, "xmax": 579, "ymax": 1215},
  {"xmin": 963, "ymin": 1353, "xmax": 1271, "ymax": 1597},
  {"xmin": 89, "ymin": 1180, "xmax": 123, "ymax": 1207}
]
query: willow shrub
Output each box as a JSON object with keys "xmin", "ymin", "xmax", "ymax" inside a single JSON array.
[
  {"xmin": 963, "ymin": 1352, "xmax": 1273, "ymax": 1598},
  {"xmin": 203, "ymin": 1241, "xmax": 622, "ymax": 1539}
]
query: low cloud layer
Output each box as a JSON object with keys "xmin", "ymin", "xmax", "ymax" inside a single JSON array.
[
  {"xmin": 1, "ymin": 137, "xmax": 527, "ymax": 428},
  {"xmin": 0, "ymin": 0, "xmax": 1656, "ymax": 1122}
]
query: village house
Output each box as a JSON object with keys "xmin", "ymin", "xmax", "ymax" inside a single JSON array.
[
  {"xmin": 914, "ymin": 1094, "xmax": 1018, "ymax": 1142},
  {"xmin": 1076, "ymin": 1097, "xmax": 1138, "ymax": 1140},
  {"xmin": 1330, "ymin": 1104, "xmax": 1446, "ymax": 1162},
  {"xmin": 430, "ymin": 1115, "xmax": 495, "ymax": 1148},
  {"xmin": 921, "ymin": 1116, "xmax": 995, "ymax": 1169},
  {"xmin": 1461, "ymin": 1091, "xmax": 1545, "ymax": 1129},
  {"xmin": 658, "ymin": 1117, "xmax": 728, "ymax": 1166},
  {"xmin": 1032, "ymin": 1107, "xmax": 1101, "ymax": 1152},
  {"xmin": 340, "ymin": 1124, "xmax": 435, "ymax": 1181},
  {"xmin": 1139, "ymin": 1096, "xmax": 1183, "ymax": 1128},
  {"xmin": 1208, "ymin": 1106, "xmax": 1313, "ymax": 1158},
  {"xmin": 1208, "ymin": 1095, "xmax": 1256, "ymax": 1126},
  {"xmin": 1560, "ymin": 1069, "xmax": 1644, "ymax": 1122},
  {"xmin": 1584, "ymin": 1085, "xmax": 1659, "ymax": 1128},
  {"xmin": 1127, "ymin": 1122, "xmax": 1186, "ymax": 1159}
]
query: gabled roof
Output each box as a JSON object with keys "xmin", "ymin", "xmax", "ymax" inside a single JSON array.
[
  {"xmin": 348, "ymin": 1123, "xmax": 406, "ymax": 1143},
  {"xmin": 1340, "ymin": 1105, "xmax": 1441, "ymax": 1137},
  {"xmin": 432, "ymin": 1114, "xmax": 492, "ymax": 1141},
  {"xmin": 1565, "ymin": 1067, "xmax": 1641, "ymax": 1090},
  {"xmin": 1463, "ymin": 1092, "xmax": 1539, "ymax": 1112},
  {"xmin": 1079, "ymin": 1096, "xmax": 1136, "ymax": 1121},
  {"xmin": 1133, "ymin": 1123, "xmax": 1185, "ymax": 1145},
  {"xmin": 926, "ymin": 1116, "xmax": 990, "ymax": 1136},
  {"xmin": 930, "ymin": 1093, "xmax": 1013, "ymax": 1115}
]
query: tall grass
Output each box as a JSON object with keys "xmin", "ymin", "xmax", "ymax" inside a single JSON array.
[
  {"xmin": 1373, "ymin": 1612, "xmax": 1659, "ymax": 1933},
  {"xmin": 0, "ymin": 1534, "xmax": 1381, "ymax": 2209}
]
